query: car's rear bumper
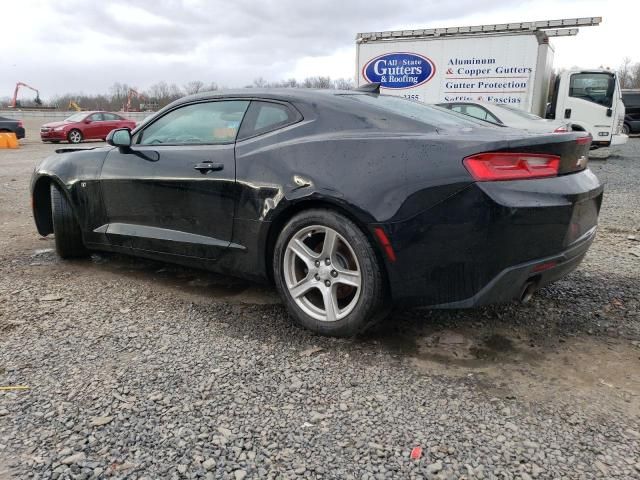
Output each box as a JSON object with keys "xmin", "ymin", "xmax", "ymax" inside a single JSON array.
[
  {"xmin": 15, "ymin": 127, "xmax": 25, "ymax": 139},
  {"xmin": 379, "ymin": 169, "xmax": 604, "ymax": 307},
  {"xmin": 427, "ymin": 226, "xmax": 596, "ymax": 308}
]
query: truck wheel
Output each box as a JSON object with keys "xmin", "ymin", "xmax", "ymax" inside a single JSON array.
[
  {"xmin": 50, "ymin": 184, "xmax": 89, "ymax": 258},
  {"xmin": 67, "ymin": 129, "xmax": 83, "ymax": 144},
  {"xmin": 273, "ymin": 209, "xmax": 389, "ymax": 337}
]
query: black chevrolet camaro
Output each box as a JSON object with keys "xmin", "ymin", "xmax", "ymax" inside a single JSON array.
[{"xmin": 31, "ymin": 87, "xmax": 603, "ymax": 336}]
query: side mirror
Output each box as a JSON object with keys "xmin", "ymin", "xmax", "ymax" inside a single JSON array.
[
  {"xmin": 107, "ymin": 128, "xmax": 132, "ymax": 148},
  {"xmin": 84, "ymin": 119, "xmax": 92, "ymax": 124}
]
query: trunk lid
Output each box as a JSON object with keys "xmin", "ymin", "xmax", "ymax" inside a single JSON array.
[{"xmin": 493, "ymin": 132, "xmax": 591, "ymax": 175}]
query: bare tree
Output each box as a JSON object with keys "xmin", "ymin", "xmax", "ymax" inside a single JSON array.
[
  {"xmin": 333, "ymin": 78, "xmax": 354, "ymax": 90},
  {"xmin": 19, "ymin": 74, "xmax": 362, "ymax": 112},
  {"xmin": 204, "ymin": 82, "xmax": 219, "ymax": 92},
  {"xmin": 183, "ymin": 80, "xmax": 205, "ymax": 95},
  {"xmin": 618, "ymin": 57, "xmax": 634, "ymax": 89},
  {"xmin": 630, "ymin": 63, "xmax": 640, "ymax": 89}
]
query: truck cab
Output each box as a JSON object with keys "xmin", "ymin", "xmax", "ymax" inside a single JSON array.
[{"xmin": 546, "ymin": 70, "xmax": 627, "ymax": 147}]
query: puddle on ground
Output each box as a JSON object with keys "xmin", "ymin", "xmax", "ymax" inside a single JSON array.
[{"xmin": 379, "ymin": 323, "xmax": 640, "ymax": 416}]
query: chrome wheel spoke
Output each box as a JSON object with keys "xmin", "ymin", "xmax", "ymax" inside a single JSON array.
[
  {"xmin": 321, "ymin": 285, "xmax": 339, "ymax": 322},
  {"xmin": 335, "ymin": 268, "xmax": 360, "ymax": 288},
  {"xmin": 289, "ymin": 276, "xmax": 316, "ymax": 299},
  {"xmin": 321, "ymin": 228, "xmax": 338, "ymax": 260},
  {"xmin": 289, "ymin": 238, "xmax": 318, "ymax": 267}
]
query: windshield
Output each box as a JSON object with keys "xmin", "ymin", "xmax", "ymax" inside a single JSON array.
[
  {"xmin": 494, "ymin": 104, "xmax": 542, "ymax": 120},
  {"xmin": 65, "ymin": 112, "xmax": 88, "ymax": 122},
  {"xmin": 342, "ymin": 94, "xmax": 486, "ymax": 128}
]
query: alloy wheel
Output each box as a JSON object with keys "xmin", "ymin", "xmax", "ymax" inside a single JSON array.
[
  {"xmin": 69, "ymin": 131, "xmax": 82, "ymax": 143},
  {"xmin": 283, "ymin": 225, "xmax": 361, "ymax": 322}
]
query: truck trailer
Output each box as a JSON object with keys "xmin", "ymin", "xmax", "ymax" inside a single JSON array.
[{"xmin": 356, "ymin": 17, "xmax": 627, "ymax": 147}]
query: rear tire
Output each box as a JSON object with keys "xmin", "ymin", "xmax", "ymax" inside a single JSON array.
[
  {"xmin": 67, "ymin": 129, "xmax": 83, "ymax": 144},
  {"xmin": 623, "ymin": 124, "xmax": 630, "ymax": 135},
  {"xmin": 273, "ymin": 209, "xmax": 389, "ymax": 337},
  {"xmin": 50, "ymin": 184, "xmax": 89, "ymax": 258}
]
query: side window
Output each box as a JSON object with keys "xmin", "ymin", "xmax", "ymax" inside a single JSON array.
[
  {"xmin": 90, "ymin": 113, "xmax": 104, "ymax": 121},
  {"xmin": 104, "ymin": 113, "xmax": 120, "ymax": 121},
  {"xmin": 255, "ymin": 104, "xmax": 290, "ymax": 130},
  {"xmin": 138, "ymin": 100, "xmax": 250, "ymax": 145},
  {"xmin": 238, "ymin": 101, "xmax": 299, "ymax": 140},
  {"xmin": 569, "ymin": 73, "xmax": 615, "ymax": 108},
  {"xmin": 464, "ymin": 105, "xmax": 489, "ymax": 121}
]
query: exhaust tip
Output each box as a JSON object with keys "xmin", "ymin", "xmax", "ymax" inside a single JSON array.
[{"xmin": 520, "ymin": 281, "xmax": 537, "ymax": 304}]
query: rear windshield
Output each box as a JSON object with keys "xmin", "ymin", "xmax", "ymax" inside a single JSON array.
[
  {"xmin": 342, "ymin": 94, "xmax": 486, "ymax": 128},
  {"xmin": 494, "ymin": 104, "xmax": 542, "ymax": 120}
]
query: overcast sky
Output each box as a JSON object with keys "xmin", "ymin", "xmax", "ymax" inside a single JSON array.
[{"xmin": 1, "ymin": 0, "xmax": 634, "ymax": 99}]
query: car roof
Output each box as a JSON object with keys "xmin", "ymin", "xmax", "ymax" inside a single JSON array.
[
  {"xmin": 184, "ymin": 88, "xmax": 361, "ymax": 100},
  {"xmin": 163, "ymin": 88, "xmax": 373, "ymax": 111}
]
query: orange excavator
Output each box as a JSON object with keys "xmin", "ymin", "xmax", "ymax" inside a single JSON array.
[
  {"xmin": 10, "ymin": 82, "xmax": 42, "ymax": 108},
  {"xmin": 123, "ymin": 88, "xmax": 144, "ymax": 112}
]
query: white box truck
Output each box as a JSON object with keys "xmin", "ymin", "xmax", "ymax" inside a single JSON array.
[{"xmin": 356, "ymin": 18, "xmax": 627, "ymax": 147}]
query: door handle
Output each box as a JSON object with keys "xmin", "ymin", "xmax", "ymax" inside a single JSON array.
[
  {"xmin": 564, "ymin": 108, "xmax": 572, "ymax": 119},
  {"xmin": 193, "ymin": 162, "xmax": 224, "ymax": 174}
]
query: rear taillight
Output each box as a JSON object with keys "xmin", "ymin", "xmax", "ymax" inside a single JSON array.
[
  {"xmin": 575, "ymin": 135, "xmax": 591, "ymax": 145},
  {"xmin": 18, "ymin": 120, "xmax": 24, "ymax": 128},
  {"xmin": 463, "ymin": 153, "xmax": 560, "ymax": 181}
]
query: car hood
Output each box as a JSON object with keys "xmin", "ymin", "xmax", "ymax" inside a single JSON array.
[{"xmin": 41, "ymin": 121, "xmax": 73, "ymax": 128}]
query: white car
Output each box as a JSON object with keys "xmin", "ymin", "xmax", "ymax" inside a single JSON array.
[{"xmin": 438, "ymin": 101, "xmax": 572, "ymax": 134}]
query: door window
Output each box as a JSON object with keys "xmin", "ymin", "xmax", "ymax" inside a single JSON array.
[
  {"xmin": 569, "ymin": 72, "xmax": 615, "ymax": 108},
  {"xmin": 103, "ymin": 113, "xmax": 121, "ymax": 121},
  {"xmin": 238, "ymin": 101, "xmax": 300, "ymax": 139},
  {"xmin": 138, "ymin": 100, "xmax": 250, "ymax": 145},
  {"xmin": 89, "ymin": 113, "xmax": 105, "ymax": 121}
]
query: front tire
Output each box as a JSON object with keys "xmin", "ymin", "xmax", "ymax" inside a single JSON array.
[
  {"xmin": 273, "ymin": 209, "xmax": 389, "ymax": 336},
  {"xmin": 50, "ymin": 184, "xmax": 89, "ymax": 258},
  {"xmin": 67, "ymin": 129, "xmax": 83, "ymax": 144}
]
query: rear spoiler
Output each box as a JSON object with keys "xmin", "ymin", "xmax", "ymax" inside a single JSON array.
[{"xmin": 355, "ymin": 82, "xmax": 381, "ymax": 94}]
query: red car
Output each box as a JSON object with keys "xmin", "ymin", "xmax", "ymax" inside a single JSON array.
[{"xmin": 40, "ymin": 111, "xmax": 136, "ymax": 144}]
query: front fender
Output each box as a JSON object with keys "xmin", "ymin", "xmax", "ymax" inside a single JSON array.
[{"xmin": 30, "ymin": 147, "xmax": 112, "ymax": 235}]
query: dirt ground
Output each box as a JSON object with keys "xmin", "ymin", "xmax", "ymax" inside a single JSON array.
[
  {"xmin": 1, "ymin": 118, "xmax": 639, "ymax": 478},
  {"xmin": 2, "ymin": 119, "xmax": 640, "ymax": 413}
]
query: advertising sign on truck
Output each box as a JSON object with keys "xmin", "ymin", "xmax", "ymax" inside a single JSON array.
[
  {"xmin": 356, "ymin": 18, "xmax": 627, "ymax": 147},
  {"xmin": 358, "ymin": 34, "xmax": 549, "ymax": 113}
]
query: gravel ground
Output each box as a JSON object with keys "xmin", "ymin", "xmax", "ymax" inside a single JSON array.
[{"xmin": 0, "ymin": 125, "xmax": 639, "ymax": 479}]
